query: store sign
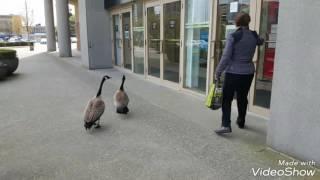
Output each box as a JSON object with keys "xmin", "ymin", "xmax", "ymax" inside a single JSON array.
[
  {"xmin": 169, "ymin": 20, "xmax": 176, "ymax": 28},
  {"xmin": 105, "ymin": 0, "xmax": 133, "ymax": 9},
  {"xmin": 230, "ymin": 2, "xmax": 239, "ymax": 13}
]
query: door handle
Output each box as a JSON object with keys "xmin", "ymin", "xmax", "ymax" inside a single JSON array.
[
  {"xmin": 160, "ymin": 40, "xmax": 163, "ymax": 53},
  {"xmin": 128, "ymin": 39, "xmax": 131, "ymax": 49}
]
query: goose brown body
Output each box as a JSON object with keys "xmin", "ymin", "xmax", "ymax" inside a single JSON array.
[
  {"xmin": 113, "ymin": 75, "xmax": 129, "ymax": 114},
  {"xmin": 83, "ymin": 75, "xmax": 111, "ymax": 129},
  {"xmin": 113, "ymin": 90, "xmax": 129, "ymax": 108},
  {"xmin": 84, "ymin": 97, "xmax": 105, "ymax": 125}
]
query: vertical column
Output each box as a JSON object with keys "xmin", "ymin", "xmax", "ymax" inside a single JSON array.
[
  {"xmin": 56, "ymin": 0, "xmax": 72, "ymax": 57},
  {"xmin": 44, "ymin": 0, "xmax": 56, "ymax": 51},
  {"xmin": 74, "ymin": 0, "xmax": 81, "ymax": 51}
]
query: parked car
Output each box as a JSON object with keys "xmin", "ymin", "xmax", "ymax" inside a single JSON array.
[
  {"xmin": 20, "ymin": 38, "xmax": 28, "ymax": 42},
  {"xmin": 71, "ymin": 37, "xmax": 77, "ymax": 43},
  {"xmin": 8, "ymin": 37, "xmax": 21, "ymax": 43},
  {"xmin": 40, "ymin": 38, "xmax": 47, "ymax": 44}
]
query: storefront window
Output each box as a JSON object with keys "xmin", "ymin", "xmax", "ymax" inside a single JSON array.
[
  {"xmin": 132, "ymin": 0, "xmax": 144, "ymax": 74},
  {"xmin": 184, "ymin": 0, "xmax": 210, "ymax": 92},
  {"xmin": 253, "ymin": 0, "xmax": 279, "ymax": 108}
]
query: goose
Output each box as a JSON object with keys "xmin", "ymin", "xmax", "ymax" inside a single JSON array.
[
  {"xmin": 84, "ymin": 75, "xmax": 111, "ymax": 130},
  {"xmin": 113, "ymin": 75, "xmax": 129, "ymax": 114}
]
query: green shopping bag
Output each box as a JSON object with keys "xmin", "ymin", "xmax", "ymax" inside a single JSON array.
[
  {"xmin": 205, "ymin": 80, "xmax": 223, "ymax": 110},
  {"xmin": 205, "ymin": 83, "xmax": 215, "ymax": 108}
]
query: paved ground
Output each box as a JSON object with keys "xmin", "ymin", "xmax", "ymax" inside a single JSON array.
[
  {"xmin": 0, "ymin": 52, "xmax": 319, "ymax": 180},
  {"xmin": 0, "ymin": 43, "xmax": 77, "ymax": 59}
]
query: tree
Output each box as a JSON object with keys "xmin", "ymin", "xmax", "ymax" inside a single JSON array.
[
  {"xmin": 11, "ymin": 16, "xmax": 23, "ymax": 35},
  {"xmin": 69, "ymin": 14, "xmax": 76, "ymax": 37},
  {"xmin": 22, "ymin": 0, "xmax": 34, "ymax": 40}
]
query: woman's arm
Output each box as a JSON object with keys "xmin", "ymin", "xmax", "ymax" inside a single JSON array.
[
  {"xmin": 215, "ymin": 34, "xmax": 234, "ymax": 79},
  {"xmin": 252, "ymin": 31, "xmax": 264, "ymax": 46},
  {"xmin": 257, "ymin": 37, "xmax": 264, "ymax": 46}
]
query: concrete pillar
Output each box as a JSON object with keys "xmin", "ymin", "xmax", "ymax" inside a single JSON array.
[
  {"xmin": 79, "ymin": 0, "xmax": 112, "ymax": 69},
  {"xmin": 56, "ymin": 0, "xmax": 72, "ymax": 57},
  {"xmin": 74, "ymin": 0, "xmax": 81, "ymax": 51},
  {"xmin": 44, "ymin": 0, "xmax": 56, "ymax": 51},
  {"xmin": 267, "ymin": 0, "xmax": 320, "ymax": 164}
]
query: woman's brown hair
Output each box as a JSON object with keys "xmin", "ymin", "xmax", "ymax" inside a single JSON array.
[{"xmin": 235, "ymin": 12, "xmax": 251, "ymax": 27}]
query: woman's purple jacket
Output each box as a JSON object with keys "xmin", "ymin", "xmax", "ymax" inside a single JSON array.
[{"xmin": 216, "ymin": 27, "xmax": 264, "ymax": 78}]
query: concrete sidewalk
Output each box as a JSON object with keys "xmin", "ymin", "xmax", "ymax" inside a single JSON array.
[{"xmin": 0, "ymin": 53, "xmax": 318, "ymax": 180}]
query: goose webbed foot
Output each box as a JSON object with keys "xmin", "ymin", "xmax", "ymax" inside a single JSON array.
[{"xmin": 94, "ymin": 120, "xmax": 101, "ymax": 128}]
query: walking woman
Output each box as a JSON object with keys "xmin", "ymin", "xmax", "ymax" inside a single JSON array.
[{"xmin": 214, "ymin": 12, "xmax": 264, "ymax": 134}]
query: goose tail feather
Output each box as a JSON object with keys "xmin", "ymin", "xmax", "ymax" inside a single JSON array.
[{"xmin": 116, "ymin": 106, "xmax": 129, "ymax": 114}]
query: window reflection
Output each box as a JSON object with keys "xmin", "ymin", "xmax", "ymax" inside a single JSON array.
[{"xmin": 184, "ymin": 0, "xmax": 210, "ymax": 92}]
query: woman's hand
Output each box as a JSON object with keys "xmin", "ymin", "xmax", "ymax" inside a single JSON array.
[{"xmin": 215, "ymin": 73, "xmax": 221, "ymax": 82}]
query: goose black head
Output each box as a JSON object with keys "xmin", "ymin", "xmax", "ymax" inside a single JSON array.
[
  {"xmin": 104, "ymin": 75, "xmax": 111, "ymax": 80},
  {"xmin": 122, "ymin": 75, "xmax": 126, "ymax": 81}
]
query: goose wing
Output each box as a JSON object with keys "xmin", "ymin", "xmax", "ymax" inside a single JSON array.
[
  {"xmin": 84, "ymin": 98, "xmax": 105, "ymax": 123},
  {"xmin": 113, "ymin": 90, "xmax": 129, "ymax": 107}
]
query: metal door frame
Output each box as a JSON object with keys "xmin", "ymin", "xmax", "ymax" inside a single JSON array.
[
  {"xmin": 111, "ymin": 6, "xmax": 133, "ymax": 72},
  {"xmin": 206, "ymin": 0, "xmax": 269, "ymax": 116},
  {"xmin": 145, "ymin": 0, "xmax": 182, "ymax": 89},
  {"xmin": 248, "ymin": 0, "xmax": 271, "ymax": 117}
]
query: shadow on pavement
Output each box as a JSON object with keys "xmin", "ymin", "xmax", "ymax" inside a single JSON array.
[{"xmin": 0, "ymin": 73, "xmax": 24, "ymax": 82}]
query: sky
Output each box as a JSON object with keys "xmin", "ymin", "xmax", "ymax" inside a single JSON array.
[
  {"xmin": 0, "ymin": 0, "xmax": 45, "ymax": 25},
  {"xmin": 0, "ymin": 0, "xmax": 75, "ymax": 26}
]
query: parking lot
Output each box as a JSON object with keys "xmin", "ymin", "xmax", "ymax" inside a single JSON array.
[{"xmin": 0, "ymin": 43, "xmax": 77, "ymax": 59}]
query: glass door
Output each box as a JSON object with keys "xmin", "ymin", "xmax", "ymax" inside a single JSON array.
[
  {"xmin": 113, "ymin": 15, "xmax": 122, "ymax": 66},
  {"xmin": 252, "ymin": 0, "xmax": 279, "ymax": 110},
  {"xmin": 146, "ymin": 4, "xmax": 161, "ymax": 78},
  {"xmin": 214, "ymin": 0, "xmax": 251, "ymax": 71},
  {"xmin": 146, "ymin": 0, "xmax": 181, "ymax": 84},
  {"xmin": 132, "ymin": 0, "xmax": 145, "ymax": 74},
  {"xmin": 122, "ymin": 12, "xmax": 132, "ymax": 70},
  {"xmin": 163, "ymin": 1, "xmax": 181, "ymax": 83},
  {"xmin": 183, "ymin": 0, "xmax": 210, "ymax": 93}
]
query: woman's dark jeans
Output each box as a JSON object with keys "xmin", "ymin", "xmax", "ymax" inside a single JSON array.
[{"xmin": 221, "ymin": 73, "xmax": 254, "ymax": 127}]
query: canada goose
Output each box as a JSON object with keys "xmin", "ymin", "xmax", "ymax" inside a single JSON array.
[
  {"xmin": 113, "ymin": 75, "xmax": 129, "ymax": 114},
  {"xmin": 84, "ymin": 75, "xmax": 111, "ymax": 130}
]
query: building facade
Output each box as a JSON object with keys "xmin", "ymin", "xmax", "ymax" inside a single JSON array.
[
  {"xmin": 106, "ymin": 0, "xmax": 277, "ymax": 118},
  {"xmin": 0, "ymin": 15, "xmax": 13, "ymax": 34},
  {"xmin": 45, "ymin": 0, "xmax": 320, "ymax": 165},
  {"xmin": 31, "ymin": 24, "xmax": 46, "ymax": 34}
]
